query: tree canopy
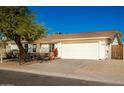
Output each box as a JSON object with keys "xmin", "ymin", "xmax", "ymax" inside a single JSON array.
[
  {"xmin": 0, "ymin": 6, "xmax": 47, "ymax": 64},
  {"xmin": 0, "ymin": 6, "xmax": 47, "ymax": 42}
]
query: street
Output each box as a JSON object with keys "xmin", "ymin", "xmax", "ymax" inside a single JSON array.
[{"xmin": 0, "ymin": 70, "xmax": 119, "ymax": 86}]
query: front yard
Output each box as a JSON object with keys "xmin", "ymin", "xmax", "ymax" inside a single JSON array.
[{"xmin": 0, "ymin": 59, "xmax": 124, "ymax": 85}]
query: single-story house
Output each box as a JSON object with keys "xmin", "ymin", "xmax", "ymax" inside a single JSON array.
[{"xmin": 32, "ymin": 30, "xmax": 123, "ymax": 60}]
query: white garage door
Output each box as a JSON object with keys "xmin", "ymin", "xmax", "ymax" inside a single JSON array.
[{"xmin": 61, "ymin": 42, "xmax": 99, "ymax": 59}]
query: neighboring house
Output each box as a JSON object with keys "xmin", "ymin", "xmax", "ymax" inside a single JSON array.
[
  {"xmin": 5, "ymin": 40, "xmax": 33, "ymax": 53},
  {"xmin": 0, "ymin": 40, "xmax": 6, "ymax": 57},
  {"xmin": 32, "ymin": 30, "xmax": 123, "ymax": 60}
]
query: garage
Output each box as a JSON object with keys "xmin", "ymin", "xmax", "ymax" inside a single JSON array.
[{"xmin": 61, "ymin": 42, "xmax": 99, "ymax": 59}]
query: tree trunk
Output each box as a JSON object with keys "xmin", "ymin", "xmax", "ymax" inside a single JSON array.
[{"xmin": 14, "ymin": 37, "xmax": 26, "ymax": 65}]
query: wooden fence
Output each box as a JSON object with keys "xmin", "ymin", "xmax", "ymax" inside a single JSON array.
[{"xmin": 111, "ymin": 45, "xmax": 123, "ymax": 59}]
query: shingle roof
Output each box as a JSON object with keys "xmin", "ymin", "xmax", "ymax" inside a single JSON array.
[{"xmin": 33, "ymin": 30, "xmax": 121, "ymax": 44}]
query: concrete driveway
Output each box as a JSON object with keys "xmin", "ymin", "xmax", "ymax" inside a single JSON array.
[{"xmin": 0, "ymin": 59, "xmax": 124, "ymax": 85}]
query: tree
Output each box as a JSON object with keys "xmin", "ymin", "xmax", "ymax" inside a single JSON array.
[{"xmin": 0, "ymin": 6, "xmax": 47, "ymax": 65}]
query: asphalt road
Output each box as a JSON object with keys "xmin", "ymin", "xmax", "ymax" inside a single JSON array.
[{"xmin": 0, "ymin": 70, "xmax": 120, "ymax": 86}]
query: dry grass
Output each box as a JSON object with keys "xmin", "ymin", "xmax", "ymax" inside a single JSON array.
[{"xmin": 1, "ymin": 59, "xmax": 40, "ymax": 66}]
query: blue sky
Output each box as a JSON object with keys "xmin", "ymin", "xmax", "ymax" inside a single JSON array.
[{"xmin": 28, "ymin": 6, "xmax": 124, "ymax": 42}]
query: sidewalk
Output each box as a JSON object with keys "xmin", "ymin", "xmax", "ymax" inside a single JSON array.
[{"xmin": 0, "ymin": 59, "xmax": 124, "ymax": 85}]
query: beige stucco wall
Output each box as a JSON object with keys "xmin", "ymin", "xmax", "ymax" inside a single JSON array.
[{"xmin": 36, "ymin": 44, "xmax": 49, "ymax": 53}]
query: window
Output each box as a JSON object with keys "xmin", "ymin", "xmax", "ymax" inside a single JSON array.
[
  {"xmin": 33, "ymin": 44, "xmax": 37, "ymax": 52},
  {"xmin": 49, "ymin": 44, "xmax": 54, "ymax": 52},
  {"xmin": 24, "ymin": 44, "xmax": 28, "ymax": 52}
]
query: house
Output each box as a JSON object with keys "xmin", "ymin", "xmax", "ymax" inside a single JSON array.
[
  {"xmin": 32, "ymin": 30, "xmax": 123, "ymax": 60},
  {"xmin": 4, "ymin": 40, "xmax": 34, "ymax": 55}
]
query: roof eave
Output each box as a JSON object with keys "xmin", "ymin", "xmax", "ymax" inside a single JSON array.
[{"xmin": 33, "ymin": 37, "xmax": 111, "ymax": 44}]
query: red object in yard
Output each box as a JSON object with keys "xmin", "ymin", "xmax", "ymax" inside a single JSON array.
[
  {"xmin": 53, "ymin": 48, "xmax": 58, "ymax": 57},
  {"xmin": 49, "ymin": 48, "xmax": 58, "ymax": 61}
]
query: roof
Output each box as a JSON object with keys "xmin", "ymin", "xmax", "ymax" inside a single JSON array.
[
  {"xmin": 6, "ymin": 40, "xmax": 28, "ymax": 44},
  {"xmin": 33, "ymin": 30, "xmax": 121, "ymax": 44}
]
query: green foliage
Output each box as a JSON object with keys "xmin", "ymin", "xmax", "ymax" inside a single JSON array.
[{"xmin": 0, "ymin": 6, "xmax": 47, "ymax": 42}]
